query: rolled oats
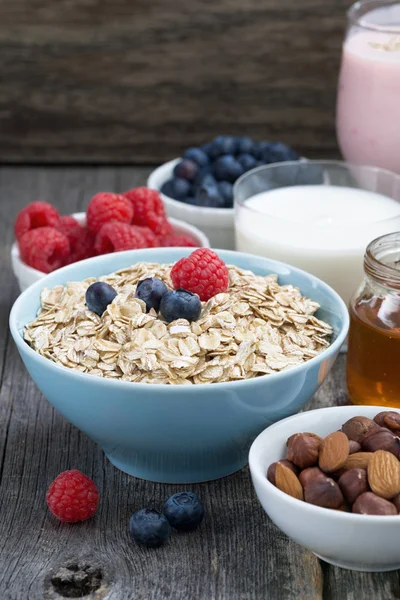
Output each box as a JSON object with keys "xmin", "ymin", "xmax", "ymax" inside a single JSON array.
[{"xmin": 24, "ymin": 262, "xmax": 333, "ymax": 385}]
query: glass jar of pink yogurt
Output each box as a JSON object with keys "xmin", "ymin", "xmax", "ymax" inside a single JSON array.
[{"xmin": 336, "ymin": 0, "xmax": 400, "ymax": 174}]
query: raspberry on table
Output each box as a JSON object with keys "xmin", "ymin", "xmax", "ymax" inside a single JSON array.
[
  {"xmin": 57, "ymin": 215, "xmax": 82, "ymax": 246},
  {"xmin": 14, "ymin": 201, "xmax": 60, "ymax": 241},
  {"xmin": 46, "ymin": 469, "xmax": 99, "ymax": 523},
  {"xmin": 160, "ymin": 234, "xmax": 196, "ymax": 247},
  {"xmin": 86, "ymin": 192, "xmax": 133, "ymax": 234},
  {"xmin": 171, "ymin": 248, "xmax": 229, "ymax": 301},
  {"xmin": 94, "ymin": 222, "xmax": 146, "ymax": 254},
  {"xmin": 19, "ymin": 226, "xmax": 70, "ymax": 273}
]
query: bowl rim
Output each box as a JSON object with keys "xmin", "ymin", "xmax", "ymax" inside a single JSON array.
[
  {"xmin": 9, "ymin": 247, "xmax": 349, "ymax": 391},
  {"xmin": 148, "ymin": 158, "xmax": 235, "ymax": 215},
  {"xmin": 249, "ymin": 405, "xmax": 400, "ymax": 523},
  {"xmin": 11, "ymin": 212, "xmax": 211, "ymax": 277}
]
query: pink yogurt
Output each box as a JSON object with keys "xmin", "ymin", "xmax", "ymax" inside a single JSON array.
[{"xmin": 337, "ymin": 30, "xmax": 400, "ymax": 174}]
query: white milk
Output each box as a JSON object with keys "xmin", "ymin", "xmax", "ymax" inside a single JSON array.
[{"xmin": 235, "ymin": 185, "xmax": 400, "ymax": 305}]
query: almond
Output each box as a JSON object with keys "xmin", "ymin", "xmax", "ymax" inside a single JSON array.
[
  {"xmin": 319, "ymin": 431, "xmax": 350, "ymax": 473},
  {"xmin": 275, "ymin": 462, "xmax": 304, "ymax": 501},
  {"xmin": 342, "ymin": 452, "xmax": 373, "ymax": 471},
  {"xmin": 368, "ymin": 450, "xmax": 400, "ymax": 499}
]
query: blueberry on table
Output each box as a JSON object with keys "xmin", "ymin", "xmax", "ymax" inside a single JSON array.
[
  {"xmin": 163, "ymin": 492, "xmax": 205, "ymax": 531},
  {"xmin": 183, "ymin": 147, "xmax": 209, "ymax": 167},
  {"xmin": 135, "ymin": 277, "xmax": 168, "ymax": 312},
  {"xmin": 129, "ymin": 509, "xmax": 171, "ymax": 548},
  {"xmin": 237, "ymin": 153, "xmax": 258, "ymax": 172},
  {"xmin": 213, "ymin": 155, "xmax": 244, "ymax": 183},
  {"xmin": 209, "ymin": 136, "xmax": 237, "ymax": 158},
  {"xmin": 160, "ymin": 289, "xmax": 202, "ymax": 323},
  {"xmin": 173, "ymin": 159, "xmax": 198, "ymax": 182},
  {"xmin": 235, "ymin": 136, "xmax": 255, "ymax": 155},
  {"xmin": 85, "ymin": 282, "xmax": 117, "ymax": 316},
  {"xmin": 217, "ymin": 181, "xmax": 234, "ymax": 207}
]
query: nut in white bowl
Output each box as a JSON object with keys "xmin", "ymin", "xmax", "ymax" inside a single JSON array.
[
  {"xmin": 11, "ymin": 212, "xmax": 210, "ymax": 292},
  {"xmin": 249, "ymin": 405, "xmax": 400, "ymax": 572},
  {"xmin": 147, "ymin": 159, "xmax": 235, "ymax": 250}
]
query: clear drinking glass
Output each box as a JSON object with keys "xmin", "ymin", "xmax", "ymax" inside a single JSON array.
[
  {"xmin": 336, "ymin": 0, "xmax": 400, "ymax": 174},
  {"xmin": 234, "ymin": 160, "xmax": 400, "ymax": 306}
]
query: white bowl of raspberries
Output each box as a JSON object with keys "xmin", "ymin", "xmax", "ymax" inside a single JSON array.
[
  {"xmin": 147, "ymin": 136, "xmax": 299, "ymax": 250},
  {"xmin": 11, "ymin": 187, "xmax": 210, "ymax": 292}
]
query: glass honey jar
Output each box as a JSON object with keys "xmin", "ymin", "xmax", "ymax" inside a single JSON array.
[{"xmin": 347, "ymin": 232, "xmax": 400, "ymax": 407}]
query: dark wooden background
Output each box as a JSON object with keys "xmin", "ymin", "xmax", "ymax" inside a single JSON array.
[{"xmin": 0, "ymin": 0, "xmax": 349, "ymax": 164}]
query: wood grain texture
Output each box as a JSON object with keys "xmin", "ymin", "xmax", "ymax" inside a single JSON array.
[
  {"xmin": 0, "ymin": 166, "xmax": 398, "ymax": 599},
  {"xmin": 0, "ymin": 0, "xmax": 350, "ymax": 163}
]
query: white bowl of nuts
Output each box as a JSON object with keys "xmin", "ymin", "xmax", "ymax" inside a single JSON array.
[{"xmin": 249, "ymin": 405, "xmax": 400, "ymax": 572}]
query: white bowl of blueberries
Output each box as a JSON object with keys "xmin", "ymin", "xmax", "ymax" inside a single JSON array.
[{"xmin": 147, "ymin": 136, "xmax": 299, "ymax": 250}]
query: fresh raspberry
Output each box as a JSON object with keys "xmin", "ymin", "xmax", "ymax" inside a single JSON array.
[
  {"xmin": 19, "ymin": 227, "xmax": 70, "ymax": 273},
  {"xmin": 86, "ymin": 192, "xmax": 133, "ymax": 234},
  {"xmin": 171, "ymin": 248, "xmax": 229, "ymax": 301},
  {"xmin": 161, "ymin": 234, "xmax": 197, "ymax": 247},
  {"xmin": 66, "ymin": 227, "xmax": 96, "ymax": 264},
  {"xmin": 57, "ymin": 215, "xmax": 82, "ymax": 246},
  {"xmin": 46, "ymin": 470, "xmax": 99, "ymax": 523},
  {"xmin": 94, "ymin": 222, "xmax": 146, "ymax": 254},
  {"xmin": 124, "ymin": 187, "xmax": 165, "ymax": 223},
  {"xmin": 132, "ymin": 225, "xmax": 159, "ymax": 248},
  {"xmin": 123, "ymin": 187, "xmax": 172, "ymax": 235},
  {"xmin": 14, "ymin": 201, "xmax": 60, "ymax": 241}
]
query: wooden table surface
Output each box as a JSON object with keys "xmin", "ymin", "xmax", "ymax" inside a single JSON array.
[{"xmin": 1, "ymin": 166, "xmax": 399, "ymax": 600}]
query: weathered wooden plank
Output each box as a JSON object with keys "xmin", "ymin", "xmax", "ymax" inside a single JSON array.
[{"xmin": 0, "ymin": 0, "xmax": 349, "ymax": 163}]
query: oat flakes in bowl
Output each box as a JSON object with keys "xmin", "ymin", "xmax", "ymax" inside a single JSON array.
[
  {"xmin": 24, "ymin": 260, "xmax": 333, "ymax": 385},
  {"xmin": 10, "ymin": 248, "xmax": 349, "ymax": 483}
]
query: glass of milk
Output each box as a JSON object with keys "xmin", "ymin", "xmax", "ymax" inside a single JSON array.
[
  {"xmin": 234, "ymin": 160, "xmax": 400, "ymax": 306},
  {"xmin": 336, "ymin": 0, "xmax": 400, "ymax": 173}
]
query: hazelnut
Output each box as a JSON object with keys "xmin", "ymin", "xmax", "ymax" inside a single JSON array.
[
  {"xmin": 352, "ymin": 492, "xmax": 397, "ymax": 516},
  {"xmin": 267, "ymin": 459, "xmax": 298, "ymax": 486},
  {"xmin": 342, "ymin": 416, "xmax": 380, "ymax": 444},
  {"xmin": 374, "ymin": 411, "xmax": 392, "ymax": 427},
  {"xmin": 338, "ymin": 468, "xmax": 369, "ymax": 504},
  {"xmin": 362, "ymin": 429, "xmax": 400, "ymax": 459},
  {"xmin": 287, "ymin": 433, "xmax": 321, "ymax": 469},
  {"xmin": 304, "ymin": 476, "xmax": 344, "ymax": 509},
  {"xmin": 299, "ymin": 467, "xmax": 326, "ymax": 488},
  {"xmin": 384, "ymin": 412, "xmax": 400, "ymax": 434},
  {"xmin": 336, "ymin": 501, "xmax": 352, "ymax": 512},
  {"xmin": 392, "ymin": 493, "xmax": 400, "ymax": 512},
  {"xmin": 349, "ymin": 440, "xmax": 361, "ymax": 454}
]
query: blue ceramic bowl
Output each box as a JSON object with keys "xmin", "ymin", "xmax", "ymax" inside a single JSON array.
[{"xmin": 9, "ymin": 248, "xmax": 349, "ymax": 483}]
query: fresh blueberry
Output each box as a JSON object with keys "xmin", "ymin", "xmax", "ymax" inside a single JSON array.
[
  {"xmin": 163, "ymin": 492, "xmax": 205, "ymax": 531},
  {"xmin": 160, "ymin": 289, "xmax": 202, "ymax": 323},
  {"xmin": 183, "ymin": 147, "xmax": 209, "ymax": 167},
  {"xmin": 195, "ymin": 180, "xmax": 225, "ymax": 208},
  {"xmin": 129, "ymin": 509, "xmax": 171, "ymax": 548},
  {"xmin": 237, "ymin": 153, "xmax": 258, "ymax": 172},
  {"xmin": 173, "ymin": 159, "xmax": 198, "ymax": 182},
  {"xmin": 260, "ymin": 141, "xmax": 299, "ymax": 164},
  {"xmin": 135, "ymin": 277, "xmax": 168, "ymax": 312},
  {"xmin": 201, "ymin": 142, "xmax": 213, "ymax": 157},
  {"xmin": 209, "ymin": 136, "xmax": 237, "ymax": 158},
  {"xmin": 85, "ymin": 282, "xmax": 117, "ymax": 316},
  {"xmin": 194, "ymin": 166, "xmax": 213, "ymax": 186},
  {"xmin": 217, "ymin": 181, "xmax": 233, "ymax": 207},
  {"xmin": 180, "ymin": 195, "xmax": 198, "ymax": 205},
  {"xmin": 235, "ymin": 136, "xmax": 255, "ymax": 155},
  {"xmin": 213, "ymin": 155, "xmax": 244, "ymax": 183},
  {"xmin": 161, "ymin": 178, "xmax": 192, "ymax": 200}
]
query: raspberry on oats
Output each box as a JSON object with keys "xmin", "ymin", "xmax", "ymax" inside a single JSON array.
[
  {"xmin": 19, "ymin": 226, "xmax": 70, "ymax": 273},
  {"xmin": 94, "ymin": 222, "xmax": 146, "ymax": 254},
  {"xmin": 14, "ymin": 201, "xmax": 60, "ymax": 241},
  {"xmin": 86, "ymin": 192, "xmax": 134, "ymax": 234},
  {"xmin": 171, "ymin": 248, "xmax": 229, "ymax": 301}
]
